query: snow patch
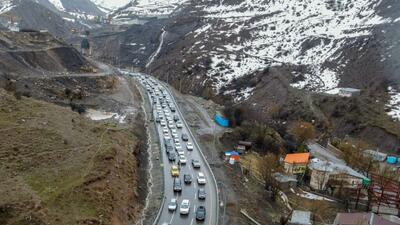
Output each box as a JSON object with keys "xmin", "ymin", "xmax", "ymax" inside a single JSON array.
[
  {"xmin": 0, "ymin": 1, "xmax": 15, "ymax": 14},
  {"xmin": 48, "ymin": 0, "xmax": 65, "ymax": 11},
  {"xmin": 297, "ymin": 190, "xmax": 335, "ymax": 202},
  {"xmin": 86, "ymin": 109, "xmax": 133, "ymax": 123},
  {"xmin": 386, "ymin": 86, "xmax": 400, "ymax": 121},
  {"xmin": 114, "ymin": 0, "xmax": 187, "ymax": 19},
  {"xmin": 91, "ymin": 0, "xmax": 131, "ymax": 11},
  {"xmin": 190, "ymin": 0, "xmax": 390, "ymax": 92}
]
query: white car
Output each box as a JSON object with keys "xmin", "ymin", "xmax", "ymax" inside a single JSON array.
[
  {"xmin": 177, "ymin": 149, "xmax": 185, "ymax": 156},
  {"xmin": 179, "ymin": 155, "xmax": 187, "ymax": 164},
  {"xmin": 165, "ymin": 112, "xmax": 170, "ymax": 117},
  {"xmin": 160, "ymin": 120, "xmax": 166, "ymax": 126},
  {"xmin": 176, "ymin": 121, "xmax": 183, "ymax": 128},
  {"xmin": 168, "ymin": 123, "xmax": 175, "ymax": 129},
  {"xmin": 163, "ymin": 109, "xmax": 169, "ymax": 113},
  {"xmin": 186, "ymin": 142, "xmax": 194, "ymax": 151},
  {"xmin": 180, "ymin": 199, "xmax": 190, "ymax": 215},
  {"xmin": 171, "ymin": 131, "xmax": 178, "ymax": 138},
  {"xmin": 197, "ymin": 172, "xmax": 206, "ymax": 184},
  {"xmin": 164, "ymin": 133, "xmax": 171, "ymax": 139},
  {"xmin": 174, "ymin": 138, "xmax": 180, "ymax": 144},
  {"xmin": 163, "ymin": 127, "xmax": 169, "ymax": 134},
  {"xmin": 168, "ymin": 198, "xmax": 177, "ymax": 211}
]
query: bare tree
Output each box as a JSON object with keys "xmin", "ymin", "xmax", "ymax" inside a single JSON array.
[
  {"xmin": 258, "ymin": 153, "xmax": 281, "ymax": 200},
  {"xmin": 338, "ymin": 140, "xmax": 376, "ymax": 176},
  {"xmin": 287, "ymin": 121, "xmax": 316, "ymax": 146}
]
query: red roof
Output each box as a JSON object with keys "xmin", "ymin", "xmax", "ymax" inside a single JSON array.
[
  {"xmin": 284, "ymin": 153, "xmax": 310, "ymax": 164},
  {"xmin": 334, "ymin": 213, "xmax": 398, "ymax": 225}
]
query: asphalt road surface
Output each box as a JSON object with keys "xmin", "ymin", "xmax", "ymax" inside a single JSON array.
[{"xmin": 132, "ymin": 73, "xmax": 218, "ymax": 225}]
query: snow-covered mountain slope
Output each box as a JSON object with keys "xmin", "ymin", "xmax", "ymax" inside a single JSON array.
[
  {"xmin": 91, "ymin": 0, "xmax": 132, "ymax": 12},
  {"xmin": 0, "ymin": 1, "xmax": 15, "ymax": 14},
  {"xmin": 0, "ymin": 0, "xmax": 88, "ymax": 37},
  {"xmin": 147, "ymin": 0, "xmax": 399, "ymax": 104},
  {"xmin": 113, "ymin": 0, "xmax": 188, "ymax": 19},
  {"xmin": 198, "ymin": 0, "xmax": 394, "ymax": 91}
]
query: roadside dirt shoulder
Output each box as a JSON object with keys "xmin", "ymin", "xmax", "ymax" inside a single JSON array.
[{"xmin": 127, "ymin": 75, "xmax": 164, "ymax": 225}]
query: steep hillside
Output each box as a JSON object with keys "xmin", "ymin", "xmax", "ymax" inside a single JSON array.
[
  {"xmin": 91, "ymin": 0, "xmax": 132, "ymax": 12},
  {"xmin": 111, "ymin": 0, "xmax": 186, "ymax": 24},
  {"xmin": 0, "ymin": 0, "xmax": 83, "ymax": 38},
  {"xmin": 0, "ymin": 88, "xmax": 143, "ymax": 225},
  {"xmin": 33, "ymin": 0, "xmax": 105, "ymax": 19},
  {"xmin": 133, "ymin": 0, "xmax": 400, "ymax": 150},
  {"xmin": 0, "ymin": 31, "xmax": 93, "ymax": 76},
  {"xmin": 148, "ymin": 0, "xmax": 399, "ymax": 97},
  {"xmin": 0, "ymin": 25, "xmax": 147, "ymax": 225}
]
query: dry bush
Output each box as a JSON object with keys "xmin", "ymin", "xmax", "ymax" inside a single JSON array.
[
  {"xmin": 337, "ymin": 139, "xmax": 375, "ymax": 176},
  {"xmin": 287, "ymin": 121, "xmax": 316, "ymax": 145}
]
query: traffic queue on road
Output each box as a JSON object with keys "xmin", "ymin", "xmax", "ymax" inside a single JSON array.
[{"xmin": 138, "ymin": 75, "xmax": 208, "ymax": 223}]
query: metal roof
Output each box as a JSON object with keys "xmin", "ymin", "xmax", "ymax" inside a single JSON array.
[
  {"xmin": 290, "ymin": 210, "xmax": 311, "ymax": 225},
  {"xmin": 308, "ymin": 158, "xmax": 367, "ymax": 180}
]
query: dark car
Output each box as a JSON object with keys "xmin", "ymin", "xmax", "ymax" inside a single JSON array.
[
  {"xmin": 173, "ymin": 178, "xmax": 182, "ymax": 192},
  {"xmin": 192, "ymin": 159, "xmax": 201, "ymax": 168},
  {"xmin": 166, "ymin": 145, "xmax": 174, "ymax": 154},
  {"xmin": 173, "ymin": 115, "xmax": 180, "ymax": 122},
  {"xmin": 184, "ymin": 174, "xmax": 192, "ymax": 184},
  {"xmin": 164, "ymin": 138, "xmax": 173, "ymax": 149},
  {"xmin": 198, "ymin": 188, "xmax": 206, "ymax": 200},
  {"xmin": 181, "ymin": 133, "xmax": 189, "ymax": 142},
  {"xmin": 168, "ymin": 152, "xmax": 176, "ymax": 161},
  {"xmin": 170, "ymin": 107, "xmax": 176, "ymax": 112},
  {"xmin": 196, "ymin": 206, "xmax": 206, "ymax": 221},
  {"xmin": 156, "ymin": 117, "xmax": 160, "ymax": 123}
]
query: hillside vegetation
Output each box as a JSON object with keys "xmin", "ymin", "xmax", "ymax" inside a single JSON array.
[{"xmin": 0, "ymin": 89, "xmax": 142, "ymax": 225}]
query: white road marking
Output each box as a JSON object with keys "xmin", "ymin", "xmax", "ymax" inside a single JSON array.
[
  {"xmin": 195, "ymin": 193, "xmax": 197, "ymax": 199},
  {"xmin": 169, "ymin": 211, "xmax": 175, "ymax": 224},
  {"xmin": 138, "ymin": 75, "xmax": 217, "ymax": 225},
  {"xmin": 194, "ymin": 205, "xmax": 197, "ymax": 212}
]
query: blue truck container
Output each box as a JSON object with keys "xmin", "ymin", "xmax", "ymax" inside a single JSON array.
[
  {"xmin": 215, "ymin": 114, "xmax": 229, "ymax": 127},
  {"xmin": 386, "ymin": 156, "xmax": 397, "ymax": 164}
]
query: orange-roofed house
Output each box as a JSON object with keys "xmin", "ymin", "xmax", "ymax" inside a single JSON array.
[{"xmin": 284, "ymin": 153, "xmax": 310, "ymax": 174}]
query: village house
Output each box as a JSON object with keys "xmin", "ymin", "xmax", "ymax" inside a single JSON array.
[
  {"xmin": 289, "ymin": 210, "xmax": 312, "ymax": 225},
  {"xmin": 333, "ymin": 212, "xmax": 398, "ymax": 225},
  {"xmin": 308, "ymin": 158, "xmax": 368, "ymax": 193},
  {"xmin": 363, "ymin": 149, "xmax": 387, "ymax": 162},
  {"xmin": 284, "ymin": 153, "xmax": 310, "ymax": 175},
  {"xmin": 338, "ymin": 88, "xmax": 361, "ymax": 97}
]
